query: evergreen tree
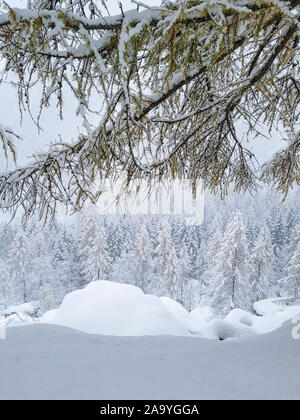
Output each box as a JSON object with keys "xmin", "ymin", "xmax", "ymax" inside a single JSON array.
[
  {"xmin": 250, "ymin": 227, "xmax": 273, "ymax": 301},
  {"xmin": 0, "ymin": 261, "xmax": 11, "ymax": 309},
  {"xmin": 267, "ymin": 205, "xmax": 288, "ymax": 285},
  {"xmin": 134, "ymin": 223, "xmax": 153, "ymax": 292},
  {"xmin": 209, "ymin": 212, "xmax": 252, "ymax": 314},
  {"xmin": 38, "ymin": 283, "xmax": 58, "ymax": 315},
  {"xmin": 29, "ymin": 229, "xmax": 54, "ymax": 299},
  {"xmin": 110, "ymin": 250, "xmax": 136, "ymax": 286},
  {"xmin": 163, "ymin": 247, "xmax": 180, "ymax": 299},
  {"xmin": 80, "ymin": 212, "xmax": 111, "ymax": 283},
  {"xmin": 8, "ymin": 229, "xmax": 30, "ymax": 303},
  {"xmin": 183, "ymin": 224, "xmax": 201, "ymax": 273},
  {"xmin": 107, "ymin": 222, "xmax": 123, "ymax": 263},
  {"xmin": 178, "ymin": 243, "xmax": 191, "ymax": 305},
  {"xmin": 285, "ymin": 223, "xmax": 300, "ymax": 266},
  {"xmin": 281, "ymin": 224, "xmax": 300, "ymax": 299},
  {"xmin": 201, "ymin": 228, "xmax": 223, "ymax": 303},
  {"xmin": 0, "ymin": 223, "xmax": 15, "ymax": 261},
  {"xmin": 155, "ymin": 219, "xmax": 173, "ymax": 277}
]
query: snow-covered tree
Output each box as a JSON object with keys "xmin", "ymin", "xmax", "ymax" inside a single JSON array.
[
  {"xmin": 163, "ymin": 247, "xmax": 180, "ymax": 300},
  {"xmin": 0, "ymin": 223, "xmax": 15, "ymax": 261},
  {"xmin": 134, "ymin": 223, "xmax": 153, "ymax": 293},
  {"xmin": 250, "ymin": 227, "xmax": 273, "ymax": 301},
  {"xmin": 281, "ymin": 242, "xmax": 300, "ymax": 300},
  {"xmin": 107, "ymin": 222, "xmax": 123, "ymax": 263},
  {"xmin": 178, "ymin": 243, "xmax": 191, "ymax": 305},
  {"xmin": 0, "ymin": 1, "xmax": 299, "ymax": 220},
  {"xmin": 281, "ymin": 224, "xmax": 300, "ymax": 299},
  {"xmin": 29, "ymin": 229, "xmax": 54, "ymax": 298},
  {"xmin": 267, "ymin": 206, "xmax": 288, "ymax": 283},
  {"xmin": 209, "ymin": 212, "xmax": 252, "ymax": 314},
  {"xmin": 110, "ymin": 250, "xmax": 136, "ymax": 286},
  {"xmin": 201, "ymin": 228, "xmax": 223, "ymax": 302},
  {"xmin": 183, "ymin": 225, "xmax": 201, "ymax": 272},
  {"xmin": 285, "ymin": 223, "xmax": 300, "ymax": 266},
  {"xmin": 80, "ymin": 212, "xmax": 111, "ymax": 283},
  {"xmin": 155, "ymin": 220, "xmax": 173, "ymax": 277},
  {"xmin": 8, "ymin": 229, "xmax": 30, "ymax": 303},
  {"xmin": 38, "ymin": 283, "xmax": 57, "ymax": 315},
  {"xmin": 0, "ymin": 262, "xmax": 11, "ymax": 309}
]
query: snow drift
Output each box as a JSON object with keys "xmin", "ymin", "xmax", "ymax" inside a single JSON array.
[
  {"xmin": 0, "ymin": 321, "xmax": 299, "ymax": 399},
  {"xmin": 52, "ymin": 281, "xmax": 190, "ymax": 336}
]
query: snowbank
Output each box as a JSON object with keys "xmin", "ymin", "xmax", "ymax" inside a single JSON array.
[
  {"xmin": 225, "ymin": 309, "xmax": 254, "ymax": 327},
  {"xmin": 0, "ymin": 321, "xmax": 299, "ymax": 399},
  {"xmin": 194, "ymin": 318, "xmax": 251, "ymax": 340},
  {"xmin": 252, "ymin": 298, "xmax": 300, "ymax": 334},
  {"xmin": 52, "ymin": 281, "xmax": 190, "ymax": 336},
  {"xmin": 159, "ymin": 297, "xmax": 201, "ymax": 332},
  {"xmin": 40, "ymin": 309, "xmax": 59, "ymax": 323}
]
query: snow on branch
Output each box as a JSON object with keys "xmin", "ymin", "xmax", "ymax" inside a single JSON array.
[{"xmin": 0, "ymin": 0, "xmax": 299, "ymax": 220}]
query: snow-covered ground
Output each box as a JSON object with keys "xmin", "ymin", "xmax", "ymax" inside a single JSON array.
[
  {"xmin": 0, "ymin": 321, "xmax": 299, "ymax": 400},
  {"xmin": 1, "ymin": 281, "xmax": 299, "ymax": 400}
]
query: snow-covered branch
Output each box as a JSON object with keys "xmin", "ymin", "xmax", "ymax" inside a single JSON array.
[{"xmin": 0, "ymin": 0, "xmax": 299, "ymax": 220}]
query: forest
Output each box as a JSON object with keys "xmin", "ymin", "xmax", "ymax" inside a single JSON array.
[{"xmin": 0, "ymin": 188, "xmax": 299, "ymax": 316}]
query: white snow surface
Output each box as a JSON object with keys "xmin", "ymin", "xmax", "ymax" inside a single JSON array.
[
  {"xmin": 0, "ymin": 322, "xmax": 299, "ymax": 399},
  {"xmin": 52, "ymin": 281, "xmax": 190, "ymax": 336},
  {"xmin": 159, "ymin": 296, "xmax": 201, "ymax": 332},
  {"xmin": 40, "ymin": 309, "xmax": 59, "ymax": 323},
  {"xmin": 1, "ymin": 282, "xmax": 300, "ymax": 399}
]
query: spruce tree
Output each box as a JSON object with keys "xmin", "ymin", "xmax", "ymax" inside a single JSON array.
[
  {"xmin": 8, "ymin": 229, "xmax": 30, "ymax": 303},
  {"xmin": 250, "ymin": 227, "xmax": 273, "ymax": 301},
  {"xmin": 163, "ymin": 247, "xmax": 180, "ymax": 300},
  {"xmin": 209, "ymin": 212, "xmax": 252, "ymax": 314},
  {"xmin": 80, "ymin": 212, "xmax": 111, "ymax": 283},
  {"xmin": 281, "ymin": 224, "xmax": 300, "ymax": 300},
  {"xmin": 178, "ymin": 243, "xmax": 191, "ymax": 305},
  {"xmin": 134, "ymin": 223, "xmax": 153, "ymax": 293},
  {"xmin": 0, "ymin": 262, "xmax": 11, "ymax": 309}
]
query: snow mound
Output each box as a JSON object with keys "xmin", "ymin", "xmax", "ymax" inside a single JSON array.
[
  {"xmin": 195, "ymin": 319, "xmax": 251, "ymax": 340},
  {"xmin": 160, "ymin": 297, "xmax": 190, "ymax": 326},
  {"xmin": 225, "ymin": 309, "xmax": 254, "ymax": 327},
  {"xmin": 251, "ymin": 298, "xmax": 300, "ymax": 334},
  {"xmin": 52, "ymin": 281, "xmax": 190, "ymax": 336},
  {"xmin": 40, "ymin": 309, "xmax": 59, "ymax": 323},
  {"xmin": 160, "ymin": 297, "xmax": 201, "ymax": 332},
  {"xmin": 254, "ymin": 298, "xmax": 300, "ymax": 317},
  {"xmin": 254, "ymin": 298, "xmax": 287, "ymax": 316}
]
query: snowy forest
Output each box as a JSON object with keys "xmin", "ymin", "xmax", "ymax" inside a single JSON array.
[
  {"xmin": 1, "ymin": 188, "xmax": 299, "ymax": 316},
  {"xmin": 0, "ymin": 0, "xmax": 300, "ymax": 400}
]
